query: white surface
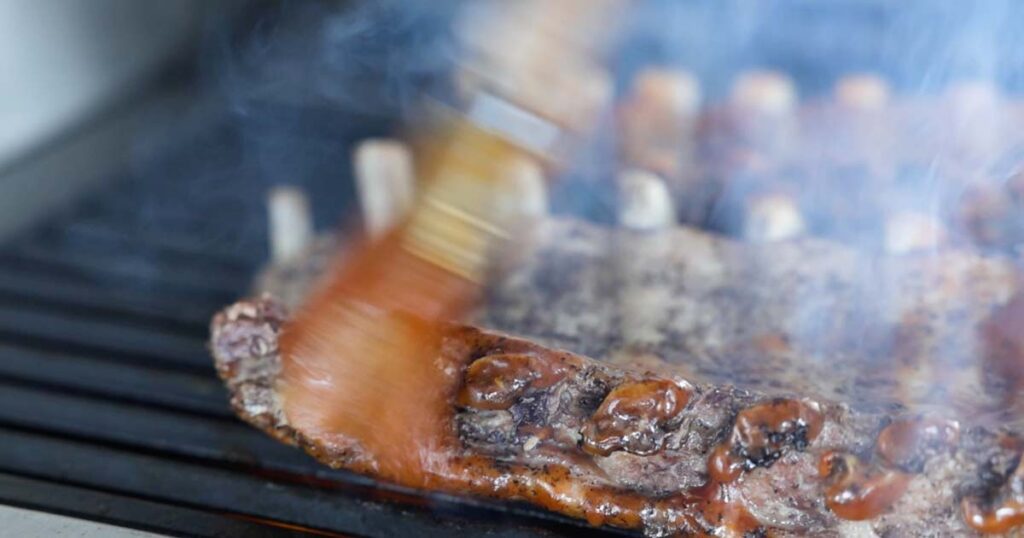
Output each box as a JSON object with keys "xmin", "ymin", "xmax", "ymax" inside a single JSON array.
[
  {"xmin": 0, "ymin": 505, "xmax": 164, "ymax": 537},
  {"xmin": 618, "ymin": 170, "xmax": 676, "ymax": 230},
  {"xmin": 269, "ymin": 185, "xmax": 315, "ymax": 261},
  {"xmin": 0, "ymin": 0, "xmax": 201, "ymax": 167},
  {"xmin": 354, "ymin": 139, "xmax": 416, "ymax": 238}
]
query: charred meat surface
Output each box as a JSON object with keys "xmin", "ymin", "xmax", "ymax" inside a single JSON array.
[
  {"xmin": 212, "ymin": 296, "xmax": 1024, "ymax": 536},
  {"xmin": 260, "ymin": 218, "xmax": 1020, "ymax": 417}
]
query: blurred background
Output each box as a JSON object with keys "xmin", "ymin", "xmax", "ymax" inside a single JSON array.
[{"xmin": 4, "ymin": 0, "xmax": 1024, "ymax": 244}]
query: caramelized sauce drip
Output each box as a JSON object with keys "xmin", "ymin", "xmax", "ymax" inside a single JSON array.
[
  {"xmin": 876, "ymin": 416, "xmax": 960, "ymax": 472},
  {"xmin": 819, "ymin": 451, "xmax": 911, "ymax": 521},
  {"xmin": 581, "ymin": 379, "xmax": 692, "ymax": 456},
  {"xmin": 817, "ymin": 416, "xmax": 958, "ymax": 522},
  {"xmin": 716, "ymin": 399, "xmax": 824, "ymax": 475},
  {"xmin": 690, "ymin": 398, "xmax": 824, "ymax": 536},
  {"xmin": 282, "ymin": 306, "xmax": 710, "ymax": 534},
  {"xmin": 962, "ymin": 497, "xmax": 1024, "ymax": 534},
  {"xmin": 443, "ymin": 455, "xmax": 703, "ymax": 533},
  {"xmin": 961, "ymin": 458, "xmax": 1024, "ymax": 533},
  {"xmin": 457, "ymin": 353, "xmax": 568, "ymax": 410},
  {"xmin": 692, "ymin": 460, "xmax": 763, "ymax": 538},
  {"xmin": 689, "ymin": 459, "xmax": 762, "ymax": 537},
  {"xmin": 707, "ymin": 443, "xmax": 744, "ymax": 484},
  {"xmin": 700, "ymin": 490, "xmax": 763, "ymax": 537}
]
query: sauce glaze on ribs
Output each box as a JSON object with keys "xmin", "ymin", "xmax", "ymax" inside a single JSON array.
[
  {"xmin": 231, "ymin": 67, "xmax": 1024, "ymax": 533},
  {"xmin": 238, "ymin": 216, "xmax": 1024, "ymax": 534},
  {"xmin": 212, "ymin": 294, "xmax": 1024, "ymax": 536},
  {"xmin": 257, "ymin": 218, "xmax": 1022, "ymax": 416}
]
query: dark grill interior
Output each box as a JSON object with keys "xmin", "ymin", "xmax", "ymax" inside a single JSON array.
[{"xmin": 0, "ymin": 112, "xmax": 629, "ymax": 537}]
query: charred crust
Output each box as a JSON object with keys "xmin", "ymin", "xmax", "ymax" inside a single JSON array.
[
  {"xmin": 209, "ymin": 297, "xmax": 290, "ymax": 436},
  {"xmin": 510, "ymin": 392, "xmax": 552, "ymax": 425},
  {"xmin": 960, "ymin": 442, "xmax": 1022, "ymax": 506},
  {"xmin": 560, "ymin": 366, "xmax": 613, "ymax": 417},
  {"xmin": 580, "ymin": 378, "xmax": 693, "ymax": 457},
  {"xmin": 457, "ymin": 410, "xmax": 518, "ymax": 451},
  {"xmin": 737, "ymin": 420, "xmax": 811, "ymax": 471},
  {"xmin": 957, "ymin": 429, "xmax": 1018, "ymax": 493},
  {"xmin": 725, "ymin": 398, "xmax": 823, "ymax": 474}
]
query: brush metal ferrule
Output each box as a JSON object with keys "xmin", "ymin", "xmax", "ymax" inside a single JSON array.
[{"xmin": 467, "ymin": 93, "xmax": 562, "ymax": 157}]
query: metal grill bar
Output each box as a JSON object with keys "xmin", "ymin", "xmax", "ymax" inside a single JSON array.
[
  {"xmin": 0, "ymin": 473, "xmax": 311, "ymax": 538},
  {"xmin": 0, "ymin": 260, "xmax": 222, "ymax": 323},
  {"xmin": 63, "ymin": 217, "xmax": 263, "ymax": 266},
  {"xmin": 0, "ymin": 343, "xmax": 228, "ymax": 417},
  {"xmin": 0, "ymin": 380, "xmax": 315, "ymax": 470},
  {"xmin": 35, "ymin": 224, "xmax": 254, "ymax": 277},
  {"xmin": 0, "ymin": 79, "xmax": 631, "ymax": 535},
  {"xmin": 0, "ymin": 301, "xmax": 209, "ymax": 371},
  {"xmin": 0, "ymin": 269, "xmax": 211, "ymax": 333},
  {"xmin": 2, "ymin": 244, "xmax": 242, "ymax": 299},
  {"xmin": 0, "ymin": 429, "xmax": 606, "ymax": 538}
]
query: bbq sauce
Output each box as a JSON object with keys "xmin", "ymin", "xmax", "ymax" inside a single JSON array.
[
  {"xmin": 961, "ymin": 458, "xmax": 1024, "ymax": 534},
  {"xmin": 581, "ymin": 379, "xmax": 692, "ymax": 456},
  {"xmin": 818, "ymin": 451, "xmax": 911, "ymax": 521},
  {"xmin": 451, "ymin": 347, "xmax": 713, "ymax": 534},
  {"xmin": 707, "ymin": 443, "xmax": 744, "ymax": 484},
  {"xmin": 693, "ymin": 398, "xmax": 824, "ymax": 537},
  {"xmin": 691, "ymin": 460, "xmax": 763, "ymax": 537},
  {"xmin": 277, "ymin": 226, "xmax": 485, "ymax": 486},
  {"xmin": 876, "ymin": 416, "xmax": 960, "ymax": 472},
  {"xmin": 700, "ymin": 493, "xmax": 763, "ymax": 537},
  {"xmin": 962, "ymin": 497, "xmax": 1024, "ymax": 534},
  {"xmin": 716, "ymin": 399, "xmax": 824, "ymax": 474},
  {"xmin": 442, "ymin": 455, "xmax": 704, "ymax": 533},
  {"xmin": 815, "ymin": 417, "xmax": 958, "ymax": 523},
  {"xmin": 458, "ymin": 353, "xmax": 569, "ymax": 410}
]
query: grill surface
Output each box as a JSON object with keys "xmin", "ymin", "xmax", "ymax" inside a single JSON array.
[
  {"xmin": 5, "ymin": 3, "xmax": 990, "ymax": 534},
  {"xmin": 0, "ymin": 107, "xmax": 631, "ymax": 537}
]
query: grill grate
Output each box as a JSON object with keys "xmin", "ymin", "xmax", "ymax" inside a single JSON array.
[{"xmin": 0, "ymin": 118, "xmax": 631, "ymax": 537}]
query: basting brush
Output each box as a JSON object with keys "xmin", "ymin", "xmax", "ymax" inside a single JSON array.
[{"xmin": 274, "ymin": 0, "xmax": 622, "ymax": 487}]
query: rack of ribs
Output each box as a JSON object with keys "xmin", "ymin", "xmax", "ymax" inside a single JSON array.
[
  {"xmin": 213, "ymin": 215, "xmax": 1024, "ymax": 536},
  {"xmin": 211, "ymin": 291, "xmax": 1024, "ymax": 536},
  {"xmin": 217, "ymin": 69, "xmax": 1024, "ymax": 536}
]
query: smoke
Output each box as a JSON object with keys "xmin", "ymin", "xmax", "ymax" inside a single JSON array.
[
  {"xmin": 205, "ymin": 0, "xmax": 461, "ymax": 233},
  {"xmin": 609, "ymin": 1, "xmax": 1024, "ymax": 413},
  {"xmin": 204, "ymin": 1, "xmax": 1022, "ymax": 410},
  {"xmin": 619, "ymin": 0, "xmax": 1024, "ymax": 96}
]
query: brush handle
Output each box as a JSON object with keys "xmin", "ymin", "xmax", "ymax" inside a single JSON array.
[{"xmin": 291, "ymin": 0, "xmax": 625, "ymax": 322}]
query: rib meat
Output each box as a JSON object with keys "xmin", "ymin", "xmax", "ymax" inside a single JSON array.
[
  {"xmin": 217, "ymin": 219, "xmax": 1024, "ymax": 536},
  {"xmin": 255, "ymin": 218, "xmax": 1021, "ymax": 414},
  {"xmin": 212, "ymin": 295, "xmax": 1024, "ymax": 536}
]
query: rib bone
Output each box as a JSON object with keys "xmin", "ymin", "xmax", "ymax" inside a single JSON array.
[
  {"xmin": 834, "ymin": 74, "xmax": 890, "ymax": 111},
  {"xmin": 496, "ymin": 156, "xmax": 548, "ymax": 219},
  {"xmin": 617, "ymin": 170, "xmax": 676, "ymax": 231},
  {"xmin": 744, "ymin": 193, "xmax": 805, "ymax": 243},
  {"xmin": 731, "ymin": 70, "xmax": 796, "ymax": 116},
  {"xmin": 885, "ymin": 211, "xmax": 946, "ymax": 254},
  {"xmin": 267, "ymin": 185, "xmax": 314, "ymax": 262},
  {"xmin": 353, "ymin": 139, "xmax": 416, "ymax": 238},
  {"xmin": 620, "ymin": 68, "xmax": 701, "ymax": 177}
]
